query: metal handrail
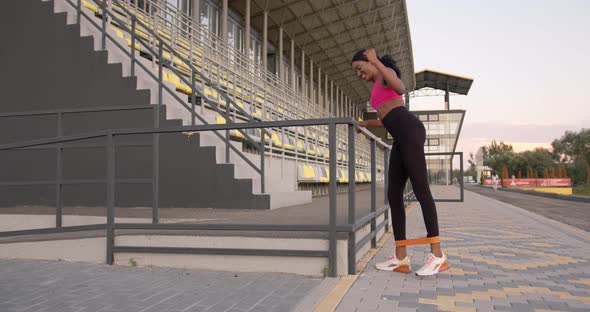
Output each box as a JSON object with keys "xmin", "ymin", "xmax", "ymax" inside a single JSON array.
[{"xmin": 0, "ymin": 117, "xmax": 390, "ymax": 277}]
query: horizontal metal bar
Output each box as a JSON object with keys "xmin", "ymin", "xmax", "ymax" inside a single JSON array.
[
  {"xmin": 0, "ymin": 118, "xmax": 390, "ymax": 151},
  {"xmin": 114, "ymin": 222, "xmax": 351, "ymax": 232},
  {"xmin": 0, "ymin": 181, "xmax": 58, "ymax": 186},
  {"xmin": 352, "ymin": 212, "xmax": 376, "ymax": 232},
  {"xmin": 354, "ymin": 219, "xmax": 387, "ymax": 251},
  {"xmin": 14, "ymin": 142, "xmax": 153, "ymax": 151},
  {"xmin": 0, "ymin": 131, "xmax": 108, "ymax": 150},
  {"xmin": 116, "ymin": 179, "xmax": 152, "ymax": 184},
  {"xmin": 0, "ymin": 105, "xmax": 154, "ymax": 118},
  {"xmin": 406, "ymin": 198, "xmax": 464, "ymax": 202},
  {"xmin": 351, "ymin": 205, "xmax": 388, "ymax": 232},
  {"xmin": 355, "ymin": 229, "xmax": 376, "ymax": 251},
  {"xmin": 0, "ymin": 224, "xmax": 106, "ymax": 237},
  {"xmin": 113, "ymin": 246, "xmax": 329, "ymax": 257},
  {"xmin": 424, "ymin": 152, "xmax": 463, "ymax": 156},
  {"xmin": 0, "ymin": 179, "xmax": 152, "ymax": 187},
  {"xmin": 375, "ymin": 205, "xmax": 389, "ymax": 216}
]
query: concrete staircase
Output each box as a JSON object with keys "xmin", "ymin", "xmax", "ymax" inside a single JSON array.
[{"xmin": 0, "ymin": 0, "xmax": 309, "ymax": 209}]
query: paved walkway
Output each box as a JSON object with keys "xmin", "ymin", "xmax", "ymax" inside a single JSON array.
[
  {"xmin": 336, "ymin": 187, "xmax": 590, "ymax": 311},
  {"xmin": 465, "ymin": 184, "xmax": 590, "ymax": 232},
  {"xmin": 0, "ymin": 259, "xmax": 322, "ymax": 312},
  {"xmin": 1, "ymin": 187, "xmax": 589, "ymax": 312}
]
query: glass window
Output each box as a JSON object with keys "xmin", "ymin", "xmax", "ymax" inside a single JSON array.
[
  {"xmin": 209, "ymin": 5, "xmax": 218, "ymax": 36},
  {"xmin": 249, "ymin": 36, "xmax": 260, "ymax": 64},
  {"xmin": 428, "ymin": 138, "xmax": 440, "ymax": 146},
  {"xmin": 428, "ymin": 114, "xmax": 439, "ymax": 121}
]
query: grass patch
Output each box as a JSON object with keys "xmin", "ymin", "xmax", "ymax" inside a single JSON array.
[{"xmin": 573, "ymin": 185, "xmax": 590, "ymax": 196}]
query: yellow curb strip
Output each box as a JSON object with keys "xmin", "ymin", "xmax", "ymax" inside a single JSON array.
[
  {"xmin": 313, "ymin": 232, "xmax": 392, "ymax": 312},
  {"xmin": 314, "ymin": 204, "xmax": 416, "ymax": 312}
]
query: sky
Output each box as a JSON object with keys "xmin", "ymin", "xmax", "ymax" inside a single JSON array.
[{"xmin": 405, "ymin": 0, "xmax": 590, "ymax": 165}]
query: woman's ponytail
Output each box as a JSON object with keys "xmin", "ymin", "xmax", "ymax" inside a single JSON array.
[{"xmin": 379, "ymin": 54, "xmax": 401, "ymax": 79}]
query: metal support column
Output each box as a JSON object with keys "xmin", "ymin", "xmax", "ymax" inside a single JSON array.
[
  {"xmin": 245, "ymin": 0, "xmax": 250, "ymax": 67},
  {"xmin": 221, "ymin": 0, "xmax": 228, "ymax": 42},
  {"xmin": 262, "ymin": 10, "xmax": 268, "ymax": 70},
  {"xmin": 370, "ymin": 139, "xmax": 377, "ymax": 248},
  {"xmin": 278, "ymin": 27, "xmax": 283, "ymax": 81},
  {"xmin": 328, "ymin": 123, "xmax": 337, "ymax": 277},
  {"xmin": 347, "ymin": 124, "xmax": 356, "ymax": 274},
  {"xmin": 290, "ymin": 39, "xmax": 295, "ymax": 89}
]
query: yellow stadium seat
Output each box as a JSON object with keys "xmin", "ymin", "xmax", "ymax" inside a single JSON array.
[
  {"xmin": 163, "ymin": 71, "xmax": 192, "ymax": 95},
  {"xmin": 82, "ymin": 0, "xmax": 99, "ymax": 14},
  {"xmin": 215, "ymin": 116, "xmax": 245, "ymax": 140},
  {"xmin": 319, "ymin": 167, "xmax": 329, "ymax": 183},
  {"xmin": 270, "ymin": 133, "xmax": 283, "ymax": 148},
  {"xmin": 296, "ymin": 140, "xmax": 305, "ymax": 153},
  {"xmin": 338, "ymin": 169, "xmax": 349, "ymax": 183},
  {"xmin": 359, "ymin": 171, "xmax": 367, "ymax": 183},
  {"xmin": 306, "ymin": 143, "xmax": 316, "ymax": 156},
  {"xmin": 303, "ymin": 165, "xmax": 316, "ymax": 179}
]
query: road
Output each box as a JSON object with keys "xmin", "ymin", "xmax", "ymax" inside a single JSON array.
[{"xmin": 465, "ymin": 184, "xmax": 590, "ymax": 232}]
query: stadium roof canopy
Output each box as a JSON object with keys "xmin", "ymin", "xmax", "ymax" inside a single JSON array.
[
  {"xmin": 229, "ymin": 0, "xmax": 415, "ymax": 107},
  {"xmin": 414, "ymin": 69, "xmax": 474, "ymax": 95}
]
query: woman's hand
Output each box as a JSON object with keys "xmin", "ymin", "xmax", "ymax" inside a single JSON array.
[
  {"xmin": 363, "ymin": 49, "xmax": 380, "ymax": 65},
  {"xmin": 356, "ymin": 121, "xmax": 368, "ymax": 133}
]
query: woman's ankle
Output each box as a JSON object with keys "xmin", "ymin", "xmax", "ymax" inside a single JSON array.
[
  {"xmin": 395, "ymin": 247, "xmax": 407, "ymax": 259},
  {"xmin": 430, "ymin": 243, "xmax": 443, "ymax": 257}
]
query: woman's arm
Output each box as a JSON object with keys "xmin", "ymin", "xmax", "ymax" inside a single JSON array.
[
  {"xmin": 364, "ymin": 49, "xmax": 406, "ymax": 95},
  {"xmin": 360, "ymin": 120, "xmax": 383, "ymax": 128}
]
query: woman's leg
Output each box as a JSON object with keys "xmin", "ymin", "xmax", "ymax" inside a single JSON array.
[
  {"xmin": 388, "ymin": 144, "xmax": 409, "ymax": 259},
  {"xmin": 398, "ymin": 142, "xmax": 442, "ymax": 257}
]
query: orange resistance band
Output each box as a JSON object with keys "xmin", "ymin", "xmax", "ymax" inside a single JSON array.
[{"xmin": 395, "ymin": 236, "xmax": 440, "ymax": 247}]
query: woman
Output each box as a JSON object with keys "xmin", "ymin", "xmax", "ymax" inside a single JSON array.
[{"xmin": 352, "ymin": 48, "xmax": 449, "ymax": 276}]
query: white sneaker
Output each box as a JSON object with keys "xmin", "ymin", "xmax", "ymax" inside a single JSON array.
[
  {"xmin": 415, "ymin": 252, "xmax": 450, "ymax": 276},
  {"xmin": 375, "ymin": 255, "xmax": 412, "ymax": 273}
]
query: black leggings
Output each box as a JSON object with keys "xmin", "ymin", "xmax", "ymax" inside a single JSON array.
[{"xmin": 381, "ymin": 106, "xmax": 439, "ymax": 241}]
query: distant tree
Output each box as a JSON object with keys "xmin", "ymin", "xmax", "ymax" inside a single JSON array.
[
  {"xmin": 544, "ymin": 167, "xmax": 549, "ymax": 179},
  {"xmin": 552, "ymin": 128, "xmax": 590, "ymax": 184},
  {"xmin": 550, "ymin": 167, "xmax": 555, "ymax": 178},
  {"xmin": 502, "ymin": 164, "xmax": 509, "ymax": 179},
  {"xmin": 518, "ymin": 169, "xmax": 522, "ymax": 179}
]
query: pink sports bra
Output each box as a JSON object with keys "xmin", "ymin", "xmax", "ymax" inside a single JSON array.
[{"xmin": 370, "ymin": 76, "xmax": 403, "ymax": 110}]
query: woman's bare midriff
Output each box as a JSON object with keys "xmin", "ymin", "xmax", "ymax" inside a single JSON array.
[{"xmin": 376, "ymin": 98, "xmax": 405, "ymax": 121}]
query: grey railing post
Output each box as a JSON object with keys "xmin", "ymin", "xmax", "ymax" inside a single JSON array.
[
  {"xmin": 76, "ymin": 0, "xmax": 81, "ymax": 25},
  {"xmin": 328, "ymin": 122, "xmax": 337, "ymax": 277},
  {"xmin": 152, "ymin": 110, "xmax": 160, "ymax": 224},
  {"xmin": 158, "ymin": 42, "xmax": 163, "ymax": 107},
  {"xmin": 260, "ymin": 130, "xmax": 265, "ymax": 194},
  {"xmin": 459, "ymin": 152, "xmax": 464, "ymax": 202},
  {"xmin": 370, "ymin": 139, "xmax": 377, "ymax": 248},
  {"xmin": 347, "ymin": 124, "xmax": 356, "ymax": 275},
  {"xmin": 55, "ymin": 112, "xmax": 63, "ymax": 228},
  {"xmin": 191, "ymin": 70, "xmax": 196, "ymax": 126},
  {"xmin": 383, "ymin": 147, "xmax": 390, "ymax": 232},
  {"xmin": 101, "ymin": 0, "xmax": 107, "ymax": 50},
  {"xmin": 106, "ymin": 131, "xmax": 115, "ymax": 265},
  {"xmin": 131, "ymin": 18, "xmax": 136, "ymax": 77},
  {"xmin": 225, "ymin": 94, "xmax": 230, "ymax": 164}
]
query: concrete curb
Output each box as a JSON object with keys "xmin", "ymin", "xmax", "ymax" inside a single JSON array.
[{"xmin": 474, "ymin": 183, "xmax": 590, "ymax": 203}]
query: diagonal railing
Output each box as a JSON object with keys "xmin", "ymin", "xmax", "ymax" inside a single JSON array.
[
  {"xmin": 66, "ymin": 0, "xmax": 272, "ymax": 193},
  {"xmin": 81, "ymin": 0, "xmax": 374, "ymax": 184}
]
